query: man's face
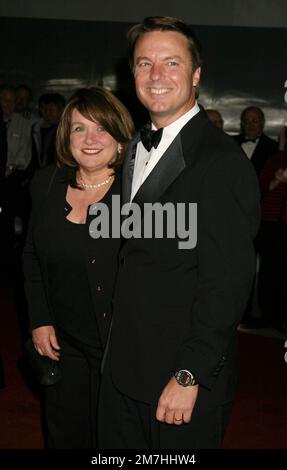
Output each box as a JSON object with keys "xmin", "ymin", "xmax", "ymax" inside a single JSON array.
[
  {"xmin": 15, "ymin": 88, "xmax": 31, "ymax": 112},
  {"xmin": 241, "ymin": 109, "xmax": 264, "ymax": 140},
  {"xmin": 0, "ymin": 90, "xmax": 15, "ymax": 117},
  {"xmin": 206, "ymin": 110, "xmax": 223, "ymax": 130},
  {"xmin": 43, "ymin": 102, "xmax": 64, "ymax": 126},
  {"xmin": 134, "ymin": 30, "xmax": 200, "ymax": 127}
]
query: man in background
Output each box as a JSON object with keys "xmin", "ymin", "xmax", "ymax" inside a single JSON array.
[
  {"xmin": 32, "ymin": 93, "xmax": 65, "ymax": 169},
  {"xmin": 234, "ymin": 106, "xmax": 277, "ymax": 176},
  {"xmin": 206, "ymin": 108, "xmax": 224, "ymax": 130}
]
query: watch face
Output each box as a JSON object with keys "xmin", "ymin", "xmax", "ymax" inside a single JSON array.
[
  {"xmin": 180, "ymin": 371, "xmax": 192, "ymax": 386},
  {"xmin": 175, "ymin": 369, "xmax": 195, "ymax": 386}
]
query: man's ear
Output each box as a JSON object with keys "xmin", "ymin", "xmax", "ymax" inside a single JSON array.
[{"xmin": 193, "ymin": 67, "xmax": 201, "ymax": 87}]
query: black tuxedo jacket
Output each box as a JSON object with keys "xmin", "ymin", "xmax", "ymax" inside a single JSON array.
[
  {"xmin": 233, "ymin": 133, "xmax": 277, "ymax": 176},
  {"xmin": 109, "ymin": 111, "xmax": 260, "ymax": 409},
  {"xmin": 22, "ymin": 165, "xmax": 121, "ymax": 348}
]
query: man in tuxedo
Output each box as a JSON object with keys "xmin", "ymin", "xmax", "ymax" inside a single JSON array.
[
  {"xmin": 98, "ymin": 16, "xmax": 260, "ymax": 449},
  {"xmin": 234, "ymin": 106, "xmax": 277, "ymax": 176}
]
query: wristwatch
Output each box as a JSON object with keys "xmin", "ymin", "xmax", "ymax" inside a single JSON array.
[{"xmin": 174, "ymin": 369, "xmax": 197, "ymax": 387}]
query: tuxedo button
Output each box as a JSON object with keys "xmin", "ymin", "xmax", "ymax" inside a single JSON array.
[{"xmin": 103, "ymin": 312, "xmax": 107, "ymax": 318}]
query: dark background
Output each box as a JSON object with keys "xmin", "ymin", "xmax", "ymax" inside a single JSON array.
[{"xmin": 0, "ymin": 0, "xmax": 286, "ymax": 135}]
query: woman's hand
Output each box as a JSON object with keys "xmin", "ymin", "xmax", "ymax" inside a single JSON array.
[
  {"xmin": 269, "ymin": 168, "xmax": 287, "ymax": 190},
  {"xmin": 31, "ymin": 325, "xmax": 61, "ymax": 361}
]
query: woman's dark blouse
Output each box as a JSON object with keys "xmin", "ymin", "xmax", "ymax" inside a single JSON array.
[
  {"xmin": 23, "ymin": 165, "xmax": 121, "ymax": 348},
  {"xmin": 47, "ymin": 208, "xmax": 102, "ymax": 346}
]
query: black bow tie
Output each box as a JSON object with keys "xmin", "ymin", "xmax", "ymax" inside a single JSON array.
[
  {"xmin": 243, "ymin": 137, "xmax": 258, "ymax": 143},
  {"xmin": 140, "ymin": 126, "xmax": 163, "ymax": 152}
]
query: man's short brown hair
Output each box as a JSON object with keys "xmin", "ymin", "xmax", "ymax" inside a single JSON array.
[{"xmin": 127, "ymin": 16, "xmax": 202, "ymax": 72}]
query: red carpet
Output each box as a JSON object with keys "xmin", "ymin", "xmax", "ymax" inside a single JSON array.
[
  {"xmin": 0, "ymin": 286, "xmax": 286, "ymax": 449},
  {"xmin": 0, "ymin": 287, "xmax": 43, "ymax": 448},
  {"xmin": 223, "ymin": 333, "xmax": 287, "ymax": 448}
]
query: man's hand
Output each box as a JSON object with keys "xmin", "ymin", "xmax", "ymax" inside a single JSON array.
[
  {"xmin": 32, "ymin": 325, "xmax": 61, "ymax": 361},
  {"xmin": 156, "ymin": 377, "xmax": 199, "ymax": 425}
]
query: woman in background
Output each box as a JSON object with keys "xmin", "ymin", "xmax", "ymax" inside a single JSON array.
[{"xmin": 257, "ymin": 126, "xmax": 287, "ymax": 334}]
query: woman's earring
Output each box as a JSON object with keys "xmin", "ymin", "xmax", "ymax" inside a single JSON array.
[{"xmin": 118, "ymin": 144, "xmax": 123, "ymax": 155}]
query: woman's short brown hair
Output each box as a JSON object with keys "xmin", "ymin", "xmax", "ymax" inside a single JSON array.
[{"xmin": 56, "ymin": 86, "xmax": 135, "ymax": 187}]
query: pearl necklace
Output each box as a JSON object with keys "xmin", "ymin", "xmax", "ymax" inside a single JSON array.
[{"xmin": 79, "ymin": 174, "xmax": 114, "ymax": 190}]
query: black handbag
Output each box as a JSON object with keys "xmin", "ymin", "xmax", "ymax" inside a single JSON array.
[{"xmin": 24, "ymin": 337, "xmax": 61, "ymax": 386}]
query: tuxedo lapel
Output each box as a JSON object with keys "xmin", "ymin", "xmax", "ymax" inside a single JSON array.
[
  {"xmin": 180, "ymin": 110, "xmax": 209, "ymax": 166},
  {"xmin": 122, "ymin": 132, "xmax": 141, "ymax": 206},
  {"xmin": 120, "ymin": 111, "xmax": 208, "ymax": 242},
  {"xmin": 122, "ymin": 127, "xmax": 185, "ymax": 209},
  {"xmin": 133, "ymin": 133, "xmax": 185, "ymax": 207},
  {"xmin": 122, "ymin": 112, "xmax": 211, "ymax": 249},
  {"xmin": 121, "ymin": 134, "xmax": 185, "ymax": 243},
  {"xmin": 122, "ymin": 111, "xmax": 208, "ymax": 208}
]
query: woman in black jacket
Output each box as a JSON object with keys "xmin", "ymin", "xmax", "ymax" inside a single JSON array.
[{"xmin": 23, "ymin": 87, "xmax": 134, "ymax": 448}]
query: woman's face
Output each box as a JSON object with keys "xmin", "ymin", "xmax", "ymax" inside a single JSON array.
[{"xmin": 70, "ymin": 108, "xmax": 118, "ymax": 173}]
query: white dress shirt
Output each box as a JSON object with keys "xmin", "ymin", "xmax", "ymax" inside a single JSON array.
[
  {"xmin": 241, "ymin": 138, "xmax": 259, "ymax": 160},
  {"xmin": 131, "ymin": 103, "xmax": 200, "ymax": 201}
]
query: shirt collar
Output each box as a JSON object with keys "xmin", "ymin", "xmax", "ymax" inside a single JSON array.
[{"xmin": 151, "ymin": 102, "xmax": 200, "ymax": 139}]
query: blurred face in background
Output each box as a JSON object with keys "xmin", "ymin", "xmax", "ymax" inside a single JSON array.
[
  {"xmin": 0, "ymin": 89, "xmax": 15, "ymax": 118},
  {"xmin": 43, "ymin": 102, "xmax": 64, "ymax": 127},
  {"xmin": 241, "ymin": 109, "xmax": 264, "ymax": 140},
  {"xmin": 15, "ymin": 87, "xmax": 32, "ymax": 113},
  {"xmin": 206, "ymin": 109, "xmax": 223, "ymax": 130}
]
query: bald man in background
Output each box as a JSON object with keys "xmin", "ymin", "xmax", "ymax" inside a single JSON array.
[{"xmin": 206, "ymin": 109, "xmax": 224, "ymax": 130}]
